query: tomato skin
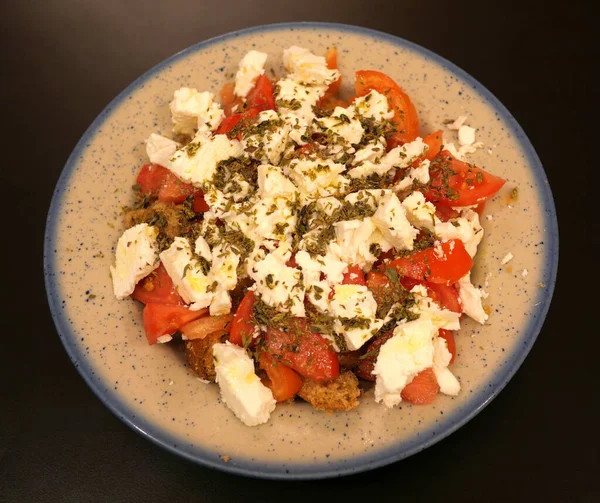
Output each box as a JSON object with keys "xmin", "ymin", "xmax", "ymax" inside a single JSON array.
[
  {"xmin": 157, "ymin": 172, "xmax": 196, "ymax": 203},
  {"xmin": 142, "ymin": 304, "xmax": 207, "ymax": 345},
  {"xmin": 259, "ymin": 354, "xmax": 303, "ymax": 402},
  {"xmin": 132, "ymin": 264, "xmax": 183, "ymax": 305},
  {"xmin": 220, "ymin": 81, "xmax": 243, "ymax": 116},
  {"xmin": 401, "ymin": 368, "xmax": 439, "ymax": 404},
  {"xmin": 229, "ymin": 291, "xmax": 256, "ymax": 346},
  {"xmin": 181, "ymin": 314, "xmax": 234, "ymax": 341},
  {"xmin": 192, "ymin": 190, "xmax": 210, "ymax": 213},
  {"xmin": 354, "ymin": 70, "xmax": 419, "ymax": 148},
  {"xmin": 435, "ymin": 204, "xmax": 460, "ymax": 222},
  {"xmin": 424, "ymin": 150, "xmax": 506, "ymax": 207},
  {"xmin": 423, "ymin": 130, "xmax": 443, "ymax": 161},
  {"xmin": 355, "ymin": 331, "xmax": 394, "ymax": 381},
  {"xmin": 246, "ymin": 74, "xmax": 275, "ymax": 111},
  {"xmin": 264, "ymin": 318, "xmax": 339, "ymax": 381},
  {"xmin": 438, "ymin": 329, "xmax": 457, "ymax": 364},
  {"xmin": 136, "ymin": 164, "xmax": 170, "ymax": 195},
  {"xmin": 317, "ymin": 47, "xmax": 343, "ymax": 110},
  {"xmin": 214, "ymin": 108, "xmax": 260, "ymax": 138},
  {"xmin": 389, "ymin": 239, "xmax": 473, "ymax": 286},
  {"xmin": 341, "ymin": 265, "xmax": 366, "ymax": 286},
  {"xmin": 427, "ymin": 283, "xmax": 462, "ymax": 313}
]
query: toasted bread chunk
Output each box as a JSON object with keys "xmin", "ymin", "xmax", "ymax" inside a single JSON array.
[
  {"xmin": 185, "ymin": 330, "xmax": 228, "ymax": 381},
  {"xmin": 298, "ymin": 371, "xmax": 360, "ymax": 412}
]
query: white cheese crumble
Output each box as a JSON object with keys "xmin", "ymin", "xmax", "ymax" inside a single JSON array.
[
  {"xmin": 170, "ymin": 88, "xmax": 224, "ymax": 136},
  {"xmin": 213, "ymin": 342, "xmax": 276, "ymax": 426},
  {"xmin": 146, "ymin": 133, "xmax": 179, "ymax": 167},
  {"xmin": 457, "ymin": 273, "xmax": 488, "ymax": 324},
  {"xmin": 501, "ymin": 252, "xmax": 514, "ymax": 265},
  {"xmin": 110, "ymin": 223, "xmax": 159, "ymax": 299},
  {"xmin": 234, "ymin": 50, "xmax": 268, "ymax": 98}
]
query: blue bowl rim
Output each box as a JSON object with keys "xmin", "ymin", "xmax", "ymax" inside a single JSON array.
[{"xmin": 43, "ymin": 21, "xmax": 559, "ymax": 480}]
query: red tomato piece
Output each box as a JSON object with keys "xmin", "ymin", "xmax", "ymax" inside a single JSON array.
[
  {"xmin": 131, "ymin": 264, "xmax": 183, "ymax": 306},
  {"xmin": 136, "ymin": 164, "xmax": 170, "ymax": 195},
  {"xmin": 401, "ymin": 368, "xmax": 440, "ymax": 404},
  {"xmin": 142, "ymin": 304, "xmax": 207, "ymax": 345},
  {"xmin": 423, "ymin": 130, "xmax": 443, "ymax": 161},
  {"xmin": 438, "ymin": 329, "xmax": 457, "ymax": 364},
  {"xmin": 427, "ymin": 283, "xmax": 462, "ymax": 313},
  {"xmin": 259, "ymin": 353, "xmax": 303, "ymax": 402},
  {"xmin": 341, "ymin": 265, "xmax": 366, "ymax": 286},
  {"xmin": 435, "ymin": 204, "xmax": 460, "ymax": 222},
  {"xmin": 264, "ymin": 318, "xmax": 339, "ymax": 381},
  {"xmin": 157, "ymin": 172, "xmax": 196, "ymax": 203},
  {"xmin": 354, "ymin": 331, "xmax": 394, "ymax": 381},
  {"xmin": 354, "ymin": 70, "xmax": 419, "ymax": 149},
  {"xmin": 192, "ymin": 190, "xmax": 210, "ymax": 213},
  {"xmin": 246, "ymin": 74, "xmax": 275, "ymax": 111},
  {"xmin": 317, "ymin": 47, "xmax": 343, "ymax": 110},
  {"xmin": 219, "ymin": 81, "xmax": 243, "ymax": 116},
  {"xmin": 424, "ymin": 150, "xmax": 506, "ymax": 207},
  {"xmin": 389, "ymin": 239, "xmax": 473, "ymax": 286},
  {"xmin": 229, "ymin": 290, "xmax": 256, "ymax": 347},
  {"xmin": 214, "ymin": 108, "xmax": 260, "ymax": 139}
]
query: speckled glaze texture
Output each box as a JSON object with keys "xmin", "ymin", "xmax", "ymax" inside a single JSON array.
[{"xmin": 44, "ymin": 23, "xmax": 558, "ymax": 479}]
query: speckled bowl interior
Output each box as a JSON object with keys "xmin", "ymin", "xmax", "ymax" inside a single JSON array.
[{"xmin": 44, "ymin": 23, "xmax": 558, "ymax": 479}]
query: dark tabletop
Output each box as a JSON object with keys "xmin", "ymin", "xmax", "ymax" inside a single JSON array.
[{"xmin": 1, "ymin": 0, "xmax": 597, "ymax": 501}]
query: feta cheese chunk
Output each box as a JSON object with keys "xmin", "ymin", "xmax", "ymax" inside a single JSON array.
[
  {"xmin": 242, "ymin": 110, "xmax": 291, "ymax": 165},
  {"xmin": 501, "ymin": 252, "xmax": 514, "ymax": 265},
  {"xmin": 146, "ymin": 134, "xmax": 179, "ymax": 167},
  {"xmin": 234, "ymin": 50, "xmax": 268, "ymax": 98},
  {"xmin": 401, "ymin": 191, "xmax": 437, "ymax": 232},
  {"xmin": 159, "ymin": 237, "xmax": 213, "ymax": 310},
  {"xmin": 373, "ymin": 318, "xmax": 437, "ymax": 407},
  {"xmin": 275, "ymin": 78, "xmax": 327, "ymax": 122},
  {"xmin": 213, "ymin": 342, "xmax": 276, "ymax": 426},
  {"xmin": 257, "ymin": 164, "xmax": 298, "ymax": 198},
  {"xmin": 316, "ymin": 106, "xmax": 364, "ymax": 147},
  {"xmin": 371, "ymin": 191, "xmax": 418, "ymax": 251},
  {"xmin": 432, "ymin": 337, "xmax": 461, "ymax": 396},
  {"xmin": 110, "ymin": 224, "xmax": 159, "ymax": 299},
  {"xmin": 394, "ymin": 159, "xmax": 430, "ymax": 191},
  {"xmin": 435, "ymin": 209, "xmax": 483, "ymax": 257},
  {"xmin": 330, "ymin": 284, "xmax": 382, "ymax": 350},
  {"xmin": 287, "ymin": 157, "xmax": 349, "ymax": 201},
  {"xmin": 383, "ymin": 138, "xmax": 427, "ymax": 168},
  {"xmin": 353, "ymin": 90, "xmax": 394, "ymax": 121},
  {"xmin": 168, "ymin": 134, "xmax": 243, "ymax": 187},
  {"xmin": 457, "ymin": 273, "xmax": 488, "ymax": 324},
  {"xmin": 446, "ymin": 115, "xmax": 467, "ymax": 130},
  {"xmin": 458, "ymin": 125, "xmax": 476, "ymax": 146},
  {"xmin": 282, "ymin": 46, "xmax": 340, "ymax": 86},
  {"xmin": 170, "ymin": 88, "xmax": 224, "ymax": 136},
  {"xmin": 250, "ymin": 253, "xmax": 305, "ymax": 316}
]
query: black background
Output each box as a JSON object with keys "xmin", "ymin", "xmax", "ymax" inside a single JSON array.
[{"xmin": 1, "ymin": 0, "xmax": 598, "ymax": 501}]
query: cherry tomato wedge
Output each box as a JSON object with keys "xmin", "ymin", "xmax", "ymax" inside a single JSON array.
[
  {"xmin": 341, "ymin": 265, "xmax": 367, "ymax": 286},
  {"xmin": 264, "ymin": 318, "xmax": 339, "ymax": 381},
  {"xmin": 438, "ymin": 329, "xmax": 457, "ymax": 364},
  {"xmin": 192, "ymin": 190, "xmax": 210, "ymax": 213},
  {"xmin": 132, "ymin": 263, "xmax": 183, "ymax": 306},
  {"xmin": 136, "ymin": 164, "xmax": 170, "ymax": 196},
  {"xmin": 214, "ymin": 108, "xmax": 260, "ymax": 139},
  {"xmin": 246, "ymin": 74, "xmax": 275, "ymax": 111},
  {"xmin": 229, "ymin": 290, "xmax": 256, "ymax": 347},
  {"xmin": 401, "ymin": 368, "xmax": 439, "ymax": 404},
  {"xmin": 389, "ymin": 239, "xmax": 473, "ymax": 286},
  {"xmin": 259, "ymin": 353, "xmax": 303, "ymax": 402},
  {"xmin": 423, "ymin": 150, "xmax": 506, "ymax": 207},
  {"xmin": 157, "ymin": 172, "xmax": 195, "ymax": 203},
  {"xmin": 142, "ymin": 304, "xmax": 207, "ymax": 345},
  {"xmin": 354, "ymin": 70, "xmax": 419, "ymax": 149}
]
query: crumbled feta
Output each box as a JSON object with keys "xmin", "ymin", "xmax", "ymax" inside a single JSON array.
[
  {"xmin": 352, "ymin": 139, "xmax": 387, "ymax": 166},
  {"xmin": 394, "ymin": 159, "xmax": 431, "ymax": 191},
  {"xmin": 146, "ymin": 134, "xmax": 179, "ymax": 167},
  {"xmin": 435, "ymin": 209, "xmax": 483, "ymax": 257},
  {"xmin": 159, "ymin": 237, "xmax": 214, "ymax": 310},
  {"xmin": 457, "ymin": 273, "xmax": 488, "ymax": 324},
  {"xmin": 383, "ymin": 138, "xmax": 428, "ymax": 168},
  {"xmin": 432, "ymin": 337, "xmax": 460, "ymax": 396},
  {"xmin": 243, "ymin": 110, "xmax": 290, "ymax": 165},
  {"xmin": 373, "ymin": 318, "xmax": 437, "ymax": 407},
  {"xmin": 458, "ymin": 125, "xmax": 476, "ymax": 146},
  {"xmin": 446, "ymin": 115, "xmax": 467, "ymax": 130},
  {"xmin": 501, "ymin": 252, "xmax": 514, "ymax": 265},
  {"xmin": 234, "ymin": 50, "xmax": 268, "ymax": 98},
  {"xmin": 170, "ymin": 88, "xmax": 224, "ymax": 136},
  {"xmin": 168, "ymin": 133, "xmax": 243, "ymax": 187},
  {"xmin": 213, "ymin": 342, "xmax": 276, "ymax": 426},
  {"xmin": 257, "ymin": 164, "xmax": 298, "ymax": 198},
  {"xmin": 250, "ymin": 253, "xmax": 305, "ymax": 316},
  {"xmin": 110, "ymin": 223, "xmax": 159, "ymax": 299},
  {"xmin": 353, "ymin": 90, "xmax": 394, "ymax": 121},
  {"xmin": 522, "ymin": 268, "xmax": 528, "ymax": 278},
  {"xmin": 282, "ymin": 46, "xmax": 340, "ymax": 86},
  {"xmin": 371, "ymin": 191, "xmax": 418, "ymax": 251},
  {"xmin": 287, "ymin": 157, "xmax": 349, "ymax": 201},
  {"xmin": 316, "ymin": 106, "xmax": 364, "ymax": 147},
  {"xmin": 401, "ymin": 190, "xmax": 437, "ymax": 232},
  {"xmin": 275, "ymin": 79, "xmax": 326, "ymax": 122}
]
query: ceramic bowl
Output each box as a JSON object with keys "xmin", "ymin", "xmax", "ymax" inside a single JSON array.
[{"xmin": 44, "ymin": 22, "xmax": 558, "ymax": 479}]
